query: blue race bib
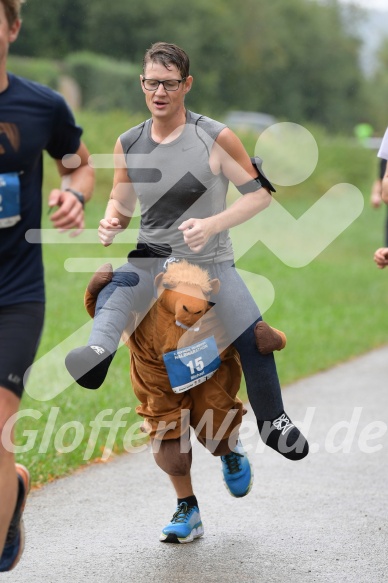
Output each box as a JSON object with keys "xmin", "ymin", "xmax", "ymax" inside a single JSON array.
[
  {"xmin": 163, "ymin": 336, "xmax": 221, "ymax": 394},
  {"xmin": 0, "ymin": 172, "xmax": 21, "ymax": 228}
]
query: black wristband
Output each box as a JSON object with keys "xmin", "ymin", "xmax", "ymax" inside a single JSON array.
[{"xmin": 65, "ymin": 188, "xmax": 85, "ymax": 208}]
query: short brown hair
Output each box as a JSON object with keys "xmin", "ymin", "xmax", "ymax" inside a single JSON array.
[
  {"xmin": 143, "ymin": 42, "xmax": 190, "ymax": 79},
  {"xmin": 1, "ymin": 0, "xmax": 25, "ymax": 26}
]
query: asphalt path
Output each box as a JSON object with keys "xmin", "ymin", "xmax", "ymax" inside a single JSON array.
[{"xmin": 3, "ymin": 346, "xmax": 388, "ymax": 583}]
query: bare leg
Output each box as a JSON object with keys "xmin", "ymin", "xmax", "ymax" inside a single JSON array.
[
  {"xmin": 154, "ymin": 435, "xmax": 204, "ymax": 543},
  {"xmin": 198, "ymin": 437, "xmax": 230, "ymax": 456},
  {"xmin": 196, "ymin": 433, "xmax": 238, "ymax": 457},
  {"xmin": 168, "ymin": 474, "xmax": 194, "ymax": 499},
  {"xmin": 197, "ymin": 432, "xmax": 253, "ymax": 498},
  {"xmin": 152, "ymin": 437, "xmax": 194, "ymax": 498},
  {"xmin": 0, "ymin": 388, "xmax": 19, "ymax": 554}
]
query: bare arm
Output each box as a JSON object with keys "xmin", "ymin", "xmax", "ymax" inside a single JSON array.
[
  {"xmin": 49, "ymin": 142, "xmax": 94, "ymax": 236},
  {"xmin": 98, "ymin": 139, "xmax": 138, "ymax": 246},
  {"xmin": 178, "ymin": 128, "xmax": 271, "ymax": 252},
  {"xmin": 370, "ymin": 178, "xmax": 383, "ymax": 208}
]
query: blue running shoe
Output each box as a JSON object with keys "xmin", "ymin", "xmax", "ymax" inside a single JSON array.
[
  {"xmin": 0, "ymin": 464, "xmax": 30, "ymax": 572},
  {"xmin": 160, "ymin": 502, "xmax": 204, "ymax": 544},
  {"xmin": 221, "ymin": 439, "xmax": 253, "ymax": 498}
]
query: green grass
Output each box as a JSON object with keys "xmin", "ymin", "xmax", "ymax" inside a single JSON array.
[{"xmin": 15, "ymin": 112, "xmax": 388, "ymax": 486}]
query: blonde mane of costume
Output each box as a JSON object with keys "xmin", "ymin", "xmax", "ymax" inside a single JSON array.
[
  {"xmin": 139, "ymin": 259, "xmax": 221, "ymax": 357},
  {"xmin": 161, "ymin": 260, "xmax": 215, "ymax": 295}
]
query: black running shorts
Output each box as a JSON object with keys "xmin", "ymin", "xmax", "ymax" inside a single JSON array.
[{"xmin": 0, "ymin": 302, "xmax": 45, "ymax": 398}]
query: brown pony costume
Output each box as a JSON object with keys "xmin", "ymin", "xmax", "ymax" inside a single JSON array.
[{"xmin": 85, "ymin": 260, "xmax": 286, "ymax": 451}]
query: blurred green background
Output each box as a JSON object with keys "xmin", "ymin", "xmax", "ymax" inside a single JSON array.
[{"xmin": 9, "ymin": 0, "xmax": 388, "ymax": 131}]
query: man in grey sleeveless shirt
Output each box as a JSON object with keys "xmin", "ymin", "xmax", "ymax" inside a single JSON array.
[{"xmin": 66, "ymin": 42, "xmax": 309, "ymax": 542}]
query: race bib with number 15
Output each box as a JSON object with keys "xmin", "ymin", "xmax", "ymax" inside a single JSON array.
[{"xmin": 163, "ymin": 336, "xmax": 221, "ymax": 394}]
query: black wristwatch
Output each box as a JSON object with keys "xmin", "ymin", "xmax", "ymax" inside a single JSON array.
[{"xmin": 65, "ymin": 187, "xmax": 85, "ymax": 208}]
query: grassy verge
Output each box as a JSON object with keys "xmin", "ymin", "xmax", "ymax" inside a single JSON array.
[{"xmin": 15, "ymin": 113, "xmax": 387, "ymax": 486}]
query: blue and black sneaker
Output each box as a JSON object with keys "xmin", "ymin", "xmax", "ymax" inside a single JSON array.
[
  {"xmin": 160, "ymin": 502, "xmax": 204, "ymax": 544},
  {"xmin": 0, "ymin": 464, "xmax": 30, "ymax": 572},
  {"xmin": 221, "ymin": 439, "xmax": 253, "ymax": 498}
]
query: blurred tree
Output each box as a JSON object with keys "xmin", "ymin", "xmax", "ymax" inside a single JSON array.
[
  {"xmin": 224, "ymin": 0, "xmax": 364, "ymax": 130},
  {"xmin": 84, "ymin": 0, "xmax": 235, "ymax": 115},
  {"xmin": 12, "ymin": 0, "xmax": 88, "ymax": 58},
  {"xmin": 10, "ymin": 0, "xmax": 367, "ymax": 130},
  {"xmin": 366, "ymin": 37, "xmax": 388, "ymax": 133}
]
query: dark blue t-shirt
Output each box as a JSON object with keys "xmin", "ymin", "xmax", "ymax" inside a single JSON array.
[{"xmin": 0, "ymin": 73, "xmax": 82, "ymax": 306}]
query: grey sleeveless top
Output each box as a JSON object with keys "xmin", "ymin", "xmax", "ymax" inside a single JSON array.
[{"xmin": 119, "ymin": 110, "xmax": 234, "ymax": 264}]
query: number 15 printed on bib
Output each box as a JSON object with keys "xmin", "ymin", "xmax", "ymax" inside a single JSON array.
[{"xmin": 163, "ymin": 336, "xmax": 221, "ymax": 394}]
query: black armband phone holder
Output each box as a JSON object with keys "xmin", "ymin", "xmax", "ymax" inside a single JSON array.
[{"xmin": 236, "ymin": 156, "xmax": 276, "ymax": 194}]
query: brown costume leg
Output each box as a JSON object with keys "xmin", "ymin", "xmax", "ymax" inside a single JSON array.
[
  {"xmin": 152, "ymin": 435, "xmax": 194, "ymax": 498},
  {"xmin": 255, "ymin": 321, "xmax": 287, "ymax": 354}
]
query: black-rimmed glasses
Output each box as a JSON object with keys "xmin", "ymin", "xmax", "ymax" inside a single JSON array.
[{"xmin": 141, "ymin": 77, "xmax": 186, "ymax": 91}]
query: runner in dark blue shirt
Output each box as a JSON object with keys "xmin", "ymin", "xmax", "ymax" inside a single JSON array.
[{"xmin": 0, "ymin": 0, "xmax": 94, "ymax": 572}]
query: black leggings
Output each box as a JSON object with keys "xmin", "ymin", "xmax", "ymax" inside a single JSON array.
[{"xmin": 0, "ymin": 302, "xmax": 45, "ymax": 398}]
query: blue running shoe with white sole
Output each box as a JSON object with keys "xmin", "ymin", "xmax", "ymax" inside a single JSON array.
[
  {"xmin": 221, "ymin": 438, "xmax": 253, "ymax": 498},
  {"xmin": 0, "ymin": 464, "xmax": 30, "ymax": 572},
  {"xmin": 160, "ymin": 502, "xmax": 204, "ymax": 544}
]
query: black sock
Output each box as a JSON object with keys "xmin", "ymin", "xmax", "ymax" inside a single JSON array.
[
  {"xmin": 65, "ymin": 346, "xmax": 115, "ymax": 390},
  {"xmin": 177, "ymin": 495, "xmax": 198, "ymax": 509},
  {"xmin": 257, "ymin": 411, "xmax": 309, "ymax": 461}
]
